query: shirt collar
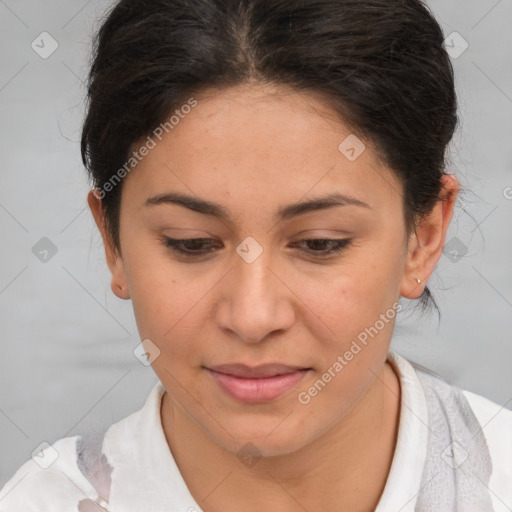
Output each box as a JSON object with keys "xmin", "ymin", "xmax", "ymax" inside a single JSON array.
[
  {"xmin": 103, "ymin": 381, "xmax": 201, "ymax": 510},
  {"xmin": 375, "ymin": 350, "xmax": 430, "ymax": 512}
]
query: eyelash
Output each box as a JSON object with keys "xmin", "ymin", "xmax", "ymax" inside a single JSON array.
[{"xmin": 160, "ymin": 237, "xmax": 352, "ymax": 259}]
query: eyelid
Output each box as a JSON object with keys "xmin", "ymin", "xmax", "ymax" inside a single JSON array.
[
  {"xmin": 159, "ymin": 236, "xmax": 353, "ymax": 259},
  {"xmin": 291, "ymin": 237, "xmax": 352, "ymax": 257}
]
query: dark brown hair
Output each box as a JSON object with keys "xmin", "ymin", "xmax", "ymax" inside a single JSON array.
[{"xmin": 81, "ymin": 0, "xmax": 459, "ymax": 316}]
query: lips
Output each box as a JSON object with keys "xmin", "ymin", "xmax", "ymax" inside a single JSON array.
[
  {"xmin": 208, "ymin": 363, "xmax": 309, "ymax": 379},
  {"xmin": 205, "ymin": 363, "xmax": 312, "ymax": 403}
]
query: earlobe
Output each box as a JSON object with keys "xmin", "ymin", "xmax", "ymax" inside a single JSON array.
[
  {"xmin": 112, "ymin": 281, "xmax": 130, "ymax": 300},
  {"xmin": 400, "ymin": 174, "xmax": 459, "ymax": 299},
  {"xmin": 87, "ymin": 189, "xmax": 130, "ymax": 300}
]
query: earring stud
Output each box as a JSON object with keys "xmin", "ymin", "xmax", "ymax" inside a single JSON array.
[{"xmin": 416, "ymin": 278, "xmax": 421, "ymax": 284}]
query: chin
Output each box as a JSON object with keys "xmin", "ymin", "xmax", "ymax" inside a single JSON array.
[{"xmin": 206, "ymin": 418, "xmax": 315, "ymax": 460}]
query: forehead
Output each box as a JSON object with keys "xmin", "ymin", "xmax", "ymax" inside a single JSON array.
[{"xmin": 122, "ymin": 83, "xmax": 403, "ymax": 220}]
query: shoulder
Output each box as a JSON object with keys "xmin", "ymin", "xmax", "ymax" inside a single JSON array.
[
  {"xmin": 409, "ymin": 357, "xmax": 512, "ymax": 465},
  {"xmin": 462, "ymin": 388, "xmax": 512, "ymax": 435},
  {"xmin": 0, "ymin": 435, "xmax": 100, "ymax": 511},
  {"xmin": 462, "ymin": 389, "xmax": 512, "ymax": 505},
  {"xmin": 0, "ymin": 382, "xmax": 165, "ymax": 511},
  {"xmin": 411, "ymin": 356, "xmax": 512, "ymax": 509},
  {"xmin": 462, "ymin": 388, "xmax": 512, "ymax": 460}
]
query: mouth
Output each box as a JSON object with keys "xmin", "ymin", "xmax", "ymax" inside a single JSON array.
[{"xmin": 205, "ymin": 363, "xmax": 312, "ymax": 403}]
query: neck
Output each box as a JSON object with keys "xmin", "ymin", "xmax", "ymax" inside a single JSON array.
[{"xmin": 161, "ymin": 361, "xmax": 401, "ymax": 512}]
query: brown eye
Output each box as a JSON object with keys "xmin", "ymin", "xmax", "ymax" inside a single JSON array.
[
  {"xmin": 161, "ymin": 237, "xmax": 220, "ymax": 256},
  {"xmin": 293, "ymin": 238, "xmax": 352, "ymax": 257}
]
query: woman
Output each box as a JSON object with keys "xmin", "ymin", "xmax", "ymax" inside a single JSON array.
[{"xmin": 1, "ymin": 0, "xmax": 510, "ymax": 510}]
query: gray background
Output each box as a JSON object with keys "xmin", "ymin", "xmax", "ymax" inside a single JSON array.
[{"xmin": 1, "ymin": 0, "xmax": 511, "ymax": 488}]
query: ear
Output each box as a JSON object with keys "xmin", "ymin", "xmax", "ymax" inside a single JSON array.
[
  {"xmin": 400, "ymin": 174, "xmax": 459, "ymax": 299},
  {"xmin": 87, "ymin": 189, "xmax": 130, "ymax": 300}
]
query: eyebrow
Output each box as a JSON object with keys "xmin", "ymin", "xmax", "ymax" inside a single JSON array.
[{"xmin": 144, "ymin": 191, "xmax": 371, "ymax": 222}]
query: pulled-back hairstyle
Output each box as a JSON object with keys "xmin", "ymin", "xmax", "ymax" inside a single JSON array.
[{"xmin": 81, "ymin": 0, "xmax": 459, "ymax": 316}]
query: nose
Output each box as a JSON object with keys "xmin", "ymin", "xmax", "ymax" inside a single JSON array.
[{"xmin": 215, "ymin": 244, "xmax": 295, "ymax": 344}]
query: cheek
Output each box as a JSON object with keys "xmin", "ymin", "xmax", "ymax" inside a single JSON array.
[
  {"xmin": 293, "ymin": 248, "xmax": 401, "ymax": 394},
  {"xmin": 122, "ymin": 246, "xmax": 201, "ymax": 350},
  {"xmin": 300, "ymin": 257, "xmax": 398, "ymax": 344},
  {"xmin": 294, "ymin": 273, "xmax": 398, "ymax": 418}
]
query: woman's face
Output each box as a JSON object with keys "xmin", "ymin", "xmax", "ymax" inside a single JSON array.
[{"xmin": 92, "ymin": 83, "xmax": 436, "ymax": 457}]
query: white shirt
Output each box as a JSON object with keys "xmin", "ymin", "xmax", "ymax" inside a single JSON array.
[{"xmin": 0, "ymin": 351, "xmax": 511, "ymax": 511}]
